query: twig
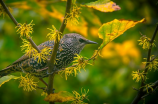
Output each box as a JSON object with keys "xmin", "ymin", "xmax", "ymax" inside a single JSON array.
[
  {"xmin": 0, "ymin": 0, "xmax": 18, "ymax": 25},
  {"xmin": 142, "ymin": 24, "xmax": 158, "ymax": 85},
  {"xmin": 140, "ymin": 80, "xmax": 158, "ymax": 99},
  {"xmin": 142, "ymin": 55, "xmax": 158, "ymax": 74},
  {"xmin": 47, "ymin": 0, "xmax": 72, "ymax": 104},
  {"xmin": 36, "ymin": 86, "xmax": 47, "ymax": 91},
  {"xmin": 58, "ymin": 50, "xmax": 99, "ymax": 71},
  {"xmin": 0, "ymin": 0, "xmax": 40, "ymax": 53},
  {"xmin": 39, "ymin": 78, "xmax": 48, "ymax": 86},
  {"xmin": 133, "ymin": 87, "xmax": 139, "ymax": 92},
  {"xmin": 142, "ymin": 80, "xmax": 158, "ymax": 95},
  {"xmin": 37, "ymin": 50, "xmax": 98, "ymax": 72},
  {"xmin": 28, "ymin": 37, "xmax": 40, "ymax": 53},
  {"xmin": 131, "ymin": 24, "xmax": 158, "ymax": 104}
]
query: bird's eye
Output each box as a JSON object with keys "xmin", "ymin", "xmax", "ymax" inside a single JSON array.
[{"xmin": 79, "ymin": 38, "xmax": 85, "ymax": 43}]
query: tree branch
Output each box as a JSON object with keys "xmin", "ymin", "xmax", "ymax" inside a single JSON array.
[
  {"xmin": 0, "ymin": 0, "xmax": 40, "ymax": 53},
  {"xmin": 142, "ymin": 80, "xmax": 158, "ymax": 98},
  {"xmin": 0, "ymin": 0, "xmax": 18, "ymax": 25},
  {"xmin": 142, "ymin": 24, "xmax": 158, "ymax": 85},
  {"xmin": 28, "ymin": 37, "xmax": 40, "ymax": 53},
  {"xmin": 36, "ymin": 86, "xmax": 47, "ymax": 91},
  {"xmin": 131, "ymin": 23, "xmax": 158, "ymax": 104},
  {"xmin": 47, "ymin": 0, "xmax": 72, "ymax": 104}
]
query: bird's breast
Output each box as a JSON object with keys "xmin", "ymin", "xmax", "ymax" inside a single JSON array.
[{"xmin": 55, "ymin": 45, "xmax": 80, "ymax": 69}]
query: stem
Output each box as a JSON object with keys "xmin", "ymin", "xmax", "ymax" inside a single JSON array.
[
  {"xmin": 0, "ymin": 0, "xmax": 40, "ymax": 53},
  {"xmin": 39, "ymin": 78, "xmax": 48, "ymax": 86},
  {"xmin": 28, "ymin": 37, "xmax": 40, "ymax": 53},
  {"xmin": 47, "ymin": 0, "xmax": 72, "ymax": 104},
  {"xmin": 133, "ymin": 80, "xmax": 158, "ymax": 103},
  {"xmin": 131, "ymin": 24, "xmax": 158, "ymax": 104},
  {"xmin": 141, "ymin": 24, "xmax": 158, "ymax": 86},
  {"xmin": 0, "ymin": 0, "xmax": 18, "ymax": 25},
  {"xmin": 59, "ymin": 50, "xmax": 99, "ymax": 71},
  {"xmin": 36, "ymin": 86, "xmax": 47, "ymax": 91},
  {"xmin": 142, "ymin": 80, "xmax": 158, "ymax": 98}
]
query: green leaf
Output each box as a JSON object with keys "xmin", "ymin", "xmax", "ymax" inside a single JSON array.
[
  {"xmin": 81, "ymin": 7, "xmax": 101, "ymax": 26},
  {"xmin": 0, "ymin": 75, "xmax": 19, "ymax": 87},
  {"xmin": 98, "ymin": 18, "xmax": 145, "ymax": 50},
  {"xmin": 86, "ymin": 0, "xmax": 111, "ymax": 5},
  {"xmin": 27, "ymin": 1, "xmax": 41, "ymax": 10}
]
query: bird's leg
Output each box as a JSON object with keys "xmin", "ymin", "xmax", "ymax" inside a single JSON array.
[
  {"xmin": 46, "ymin": 70, "xmax": 54, "ymax": 75},
  {"xmin": 39, "ymin": 78, "xmax": 48, "ymax": 86},
  {"xmin": 52, "ymin": 88, "xmax": 55, "ymax": 93}
]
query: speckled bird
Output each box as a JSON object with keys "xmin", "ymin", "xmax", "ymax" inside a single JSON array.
[{"xmin": 0, "ymin": 33, "xmax": 97, "ymax": 78}]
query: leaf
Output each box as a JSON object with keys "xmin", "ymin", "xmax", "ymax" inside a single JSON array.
[
  {"xmin": 98, "ymin": 18, "xmax": 145, "ymax": 50},
  {"xmin": 8, "ymin": 1, "xmax": 31, "ymax": 10},
  {"xmin": 0, "ymin": 75, "xmax": 19, "ymax": 87},
  {"xmin": 5, "ymin": 0, "xmax": 26, "ymax": 4},
  {"xmin": 81, "ymin": 8, "xmax": 101, "ymax": 26},
  {"xmin": 40, "ymin": 6, "xmax": 64, "ymax": 22},
  {"xmin": 8, "ymin": 1, "xmax": 41, "ymax": 10},
  {"xmin": 83, "ymin": 0, "xmax": 121, "ymax": 12},
  {"xmin": 44, "ymin": 91, "xmax": 74, "ymax": 103},
  {"xmin": 27, "ymin": 1, "xmax": 41, "ymax": 10},
  {"xmin": 66, "ymin": 17, "xmax": 88, "ymax": 37}
]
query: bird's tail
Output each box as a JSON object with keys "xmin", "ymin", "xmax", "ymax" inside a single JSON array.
[{"xmin": 0, "ymin": 65, "xmax": 19, "ymax": 78}]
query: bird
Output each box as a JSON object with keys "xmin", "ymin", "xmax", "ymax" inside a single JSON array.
[{"xmin": 0, "ymin": 33, "xmax": 97, "ymax": 78}]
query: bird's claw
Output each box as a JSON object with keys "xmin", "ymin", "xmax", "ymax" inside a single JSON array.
[{"xmin": 46, "ymin": 70, "xmax": 54, "ymax": 75}]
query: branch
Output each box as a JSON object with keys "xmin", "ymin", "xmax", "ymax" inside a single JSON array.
[
  {"xmin": 0, "ymin": 0, "xmax": 40, "ymax": 53},
  {"xmin": 142, "ymin": 55, "xmax": 158, "ymax": 73},
  {"xmin": 0, "ymin": 0, "xmax": 18, "ymax": 25},
  {"xmin": 131, "ymin": 24, "xmax": 158, "ymax": 104},
  {"xmin": 37, "ymin": 49, "xmax": 98, "ymax": 73},
  {"xmin": 142, "ymin": 80, "xmax": 158, "ymax": 98},
  {"xmin": 36, "ymin": 86, "xmax": 47, "ymax": 91},
  {"xmin": 47, "ymin": 0, "xmax": 72, "ymax": 104},
  {"xmin": 57, "ymin": 50, "xmax": 99, "ymax": 71},
  {"xmin": 142, "ymin": 24, "xmax": 158, "ymax": 85},
  {"xmin": 28, "ymin": 37, "xmax": 40, "ymax": 53}
]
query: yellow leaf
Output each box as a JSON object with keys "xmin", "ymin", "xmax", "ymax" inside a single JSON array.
[
  {"xmin": 101, "ymin": 40, "xmax": 141, "ymax": 64},
  {"xmin": 44, "ymin": 91, "xmax": 74, "ymax": 103},
  {"xmin": 38, "ymin": 6, "xmax": 64, "ymax": 21},
  {"xmin": 90, "ymin": 27, "xmax": 99, "ymax": 37},
  {"xmin": 0, "ymin": 75, "xmax": 19, "ymax": 87},
  {"xmin": 8, "ymin": 2, "xmax": 31, "ymax": 10},
  {"xmin": 84, "ymin": 0, "xmax": 121, "ymax": 12},
  {"xmin": 67, "ymin": 17, "xmax": 88, "ymax": 37},
  {"xmin": 98, "ymin": 18, "xmax": 145, "ymax": 49},
  {"xmin": 48, "ymin": 7, "xmax": 64, "ymax": 22}
]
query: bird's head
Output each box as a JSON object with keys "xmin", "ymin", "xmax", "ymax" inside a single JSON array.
[{"xmin": 61, "ymin": 33, "xmax": 97, "ymax": 53}]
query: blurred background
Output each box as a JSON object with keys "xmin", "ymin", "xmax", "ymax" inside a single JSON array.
[{"xmin": 0, "ymin": 0, "xmax": 158, "ymax": 104}]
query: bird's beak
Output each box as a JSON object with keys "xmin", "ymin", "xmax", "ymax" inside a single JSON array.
[{"xmin": 85, "ymin": 40, "xmax": 98, "ymax": 44}]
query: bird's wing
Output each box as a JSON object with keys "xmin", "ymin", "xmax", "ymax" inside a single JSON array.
[
  {"xmin": 11, "ymin": 45, "xmax": 45, "ymax": 65},
  {"xmin": 10, "ymin": 41, "xmax": 54, "ymax": 65}
]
